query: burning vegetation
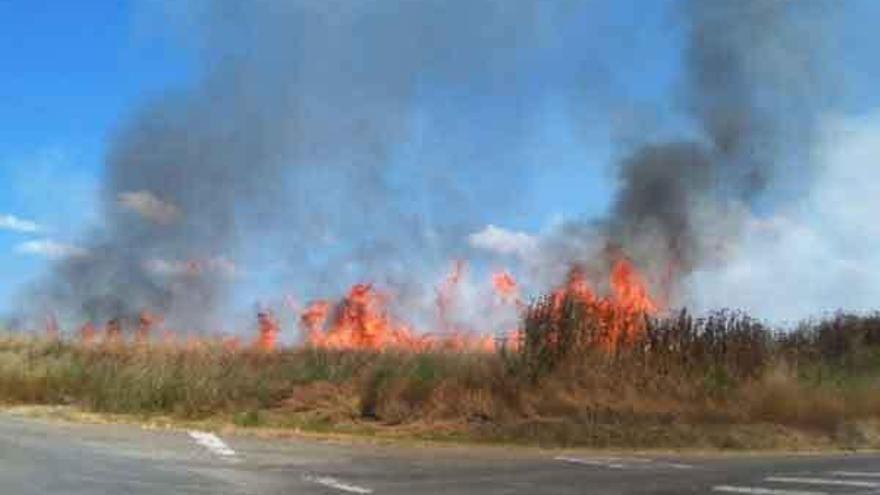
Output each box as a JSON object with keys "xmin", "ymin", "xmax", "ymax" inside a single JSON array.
[
  {"xmin": 44, "ymin": 252, "xmax": 660, "ymax": 357},
  {"xmin": 4, "ymin": 301, "xmax": 880, "ymax": 450},
  {"xmin": 3, "ymin": 0, "xmax": 865, "ymax": 450},
  {"xmin": 6, "ymin": 246, "xmax": 880, "ymax": 450}
]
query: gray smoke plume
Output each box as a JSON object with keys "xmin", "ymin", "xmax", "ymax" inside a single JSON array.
[
  {"xmin": 26, "ymin": 0, "xmax": 571, "ymax": 331},
  {"xmin": 22, "ymin": 0, "xmax": 839, "ymax": 332},
  {"xmin": 605, "ymin": 0, "xmax": 835, "ymax": 299}
]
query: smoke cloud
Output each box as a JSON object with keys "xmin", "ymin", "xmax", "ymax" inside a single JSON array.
[
  {"xmin": 22, "ymin": 0, "xmax": 847, "ymax": 330},
  {"xmin": 473, "ymin": 0, "xmax": 840, "ymax": 314},
  {"xmin": 118, "ymin": 191, "xmax": 181, "ymax": 225},
  {"xmin": 687, "ymin": 112, "xmax": 880, "ymax": 321},
  {"xmin": 601, "ymin": 0, "xmax": 836, "ymax": 302},
  {"xmin": 26, "ymin": 0, "xmax": 573, "ymax": 330}
]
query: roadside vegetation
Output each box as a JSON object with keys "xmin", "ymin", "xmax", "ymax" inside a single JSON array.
[{"xmin": 2, "ymin": 298, "xmax": 880, "ymax": 449}]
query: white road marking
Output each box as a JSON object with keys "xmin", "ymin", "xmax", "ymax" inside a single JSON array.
[
  {"xmin": 303, "ymin": 474, "xmax": 373, "ymax": 494},
  {"xmin": 765, "ymin": 476, "xmax": 880, "ymax": 488},
  {"xmin": 554, "ymin": 455, "xmax": 693, "ymax": 470},
  {"xmin": 712, "ymin": 485, "xmax": 827, "ymax": 495},
  {"xmin": 829, "ymin": 471, "xmax": 880, "ymax": 478},
  {"xmin": 554, "ymin": 456, "xmax": 626, "ymax": 469},
  {"xmin": 187, "ymin": 430, "xmax": 236, "ymax": 457}
]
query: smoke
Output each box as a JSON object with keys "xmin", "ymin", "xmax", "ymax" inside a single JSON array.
[
  {"xmin": 26, "ymin": 0, "xmax": 572, "ymax": 330},
  {"xmin": 468, "ymin": 0, "xmax": 840, "ymax": 314},
  {"xmin": 687, "ymin": 112, "xmax": 880, "ymax": 321},
  {"xmin": 21, "ymin": 0, "xmax": 846, "ymax": 331},
  {"xmin": 118, "ymin": 191, "xmax": 181, "ymax": 225},
  {"xmin": 602, "ymin": 0, "xmax": 836, "ymax": 301}
]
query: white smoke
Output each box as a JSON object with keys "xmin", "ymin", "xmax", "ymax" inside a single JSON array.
[
  {"xmin": 685, "ymin": 112, "xmax": 880, "ymax": 322},
  {"xmin": 144, "ymin": 256, "xmax": 239, "ymax": 278}
]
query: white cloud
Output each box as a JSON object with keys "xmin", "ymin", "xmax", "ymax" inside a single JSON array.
[
  {"xmin": 6, "ymin": 148, "xmax": 101, "ymax": 236},
  {"xmin": 0, "ymin": 214, "xmax": 41, "ymax": 233},
  {"xmin": 15, "ymin": 240, "xmax": 87, "ymax": 259},
  {"xmin": 118, "ymin": 191, "xmax": 181, "ymax": 225},
  {"xmin": 468, "ymin": 224, "xmax": 539, "ymax": 258}
]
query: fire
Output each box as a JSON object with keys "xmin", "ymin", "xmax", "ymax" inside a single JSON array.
[
  {"xmin": 491, "ymin": 270, "xmax": 521, "ymax": 305},
  {"xmin": 300, "ymin": 300, "xmax": 331, "ymax": 343},
  {"xmin": 57, "ymin": 252, "xmax": 660, "ymax": 355},
  {"xmin": 610, "ymin": 257, "xmax": 658, "ymax": 315},
  {"xmin": 436, "ymin": 260, "xmax": 466, "ymax": 332},
  {"xmin": 209, "ymin": 257, "xmax": 655, "ymax": 354},
  {"xmin": 302, "ymin": 274, "xmax": 497, "ymax": 352},
  {"xmin": 547, "ymin": 257, "xmax": 659, "ymax": 351},
  {"xmin": 255, "ymin": 310, "xmax": 280, "ymax": 351},
  {"xmin": 104, "ymin": 318, "xmax": 123, "ymax": 345},
  {"xmin": 302, "ymin": 284, "xmax": 422, "ymax": 350},
  {"xmin": 79, "ymin": 322, "xmax": 97, "ymax": 345},
  {"xmin": 136, "ymin": 311, "xmax": 160, "ymax": 344},
  {"xmin": 551, "ymin": 266, "xmax": 595, "ymax": 308}
]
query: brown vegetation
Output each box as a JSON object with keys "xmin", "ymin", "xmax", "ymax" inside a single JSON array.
[{"xmin": 1, "ymin": 302, "xmax": 880, "ymax": 449}]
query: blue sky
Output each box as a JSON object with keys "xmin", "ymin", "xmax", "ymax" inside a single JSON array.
[
  {"xmin": 2, "ymin": 1, "xmax": 880, "ymax": 315},
  {"xmin": 0, "ymin": 1, "xmax": 192, "ymax": 307}
]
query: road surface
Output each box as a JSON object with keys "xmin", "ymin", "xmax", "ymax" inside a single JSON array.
[{"xmin": 0, "ymin": 412, "xmax": 878, "ymax": 494}]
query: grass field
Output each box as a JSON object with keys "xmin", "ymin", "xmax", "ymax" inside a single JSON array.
[{"xmin": 2, "ymin": 300, "xmax": 880, "ymax": 449}]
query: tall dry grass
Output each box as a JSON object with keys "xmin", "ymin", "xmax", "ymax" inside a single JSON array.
[{"xmin": 0, "ymin": 301, "xmax": 879, "ymax": 448}]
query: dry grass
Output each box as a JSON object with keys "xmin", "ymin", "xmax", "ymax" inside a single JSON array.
[{"xmin": 1, "ymin": 305, "xmax": 880, "ymax": 449}]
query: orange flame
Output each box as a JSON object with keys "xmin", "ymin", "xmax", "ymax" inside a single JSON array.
[
  {"xmin": 135, "ymin": 311, "xmax": 161, "ymax": 344},
  {"xmin": 300, "ymin": 300, "xmax": 331, "ymax": 344},
  {"xmin": 545, "ymin": 257, "xmax": 659, "ymax": 351},
  {"xmin": 255, "ymin": 310, "xmax": 280, "ymax": 351},
  {"xmin": 436, "ymin": 260, "xmax": 466, "ymax": 332},
  {"xmin": 491, "ymin": 270, "xmax": 521, "ymax": 305},
  {"xmin": 61, "ymin": 252, "xmax": 661, "ymax": 355},
  {"xmin": 301, "ymin": 280, "xmax": 495, "ymax": 352},
  {"xmin": 313, "ymin": 284, "xmax": 414, "ymax": 350},
  {"xmin": 104, "ymin": 318, "xmax": 123, "ymax": 345},
  {"xmin": 610, "ymin": 257, "xmax": 658, "ymax": 315},
  {"xmin": 79, "ymin": 322, "xmax": 97, "ymax": 346}
]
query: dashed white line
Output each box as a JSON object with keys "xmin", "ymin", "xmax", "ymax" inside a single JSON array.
[
  {"xmin": 554, "ymin": 455, "xmax": 626, "ymax": 469},
  {"xmin": 765, "ymin": 476, "xmax": 880, "ymax": 488},
  {"xmin": 187, "ymin": 430, "xmax": 236, "ymax": 457},
  {"xmin": 829, "ymin": 471, "xmax": 880, "ymax": 478},
  {"xmin": 712, "ymin": 485, "xmax": 827, "ymax": 495},
  {"xmin": 554, "ymin": 455, "xmax": 693, "ymax": 470},
  {"xmin": 303, "ymin": 474, "xmax": 373, "ymax": 494}
]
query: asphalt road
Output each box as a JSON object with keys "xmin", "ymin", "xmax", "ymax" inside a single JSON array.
[{"xmin": 1, "ymin": 413, "xmax": 879, "ymax": 495}]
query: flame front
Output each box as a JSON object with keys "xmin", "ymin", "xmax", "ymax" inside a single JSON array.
[
  {"xmin": 547, "ymin": 257, "xmax": 659, "ymax": 351},
  {"xmin": 302, "ymin": 273, "xmax": 498, "ymax": 352},
  {"xmin": 58, "ymin": 252, "xmax": 661, "ymax": 355}
]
